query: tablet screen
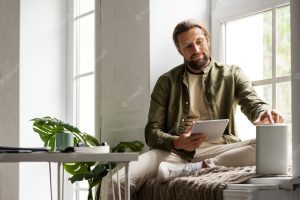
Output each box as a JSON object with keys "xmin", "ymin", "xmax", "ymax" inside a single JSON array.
[{"xmin": 191, "ymin": 119, "xmax": 229, "ymax": 142}]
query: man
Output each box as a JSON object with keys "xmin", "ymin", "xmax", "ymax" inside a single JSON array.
[{"xmin": 108, "ymin": 19, "xmax": 283, "ymax": 199}]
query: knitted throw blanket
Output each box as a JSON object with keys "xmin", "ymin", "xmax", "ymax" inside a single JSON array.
[{"xmin": 135, "ymin": 166, "xmax": 258, "ymax": 200}]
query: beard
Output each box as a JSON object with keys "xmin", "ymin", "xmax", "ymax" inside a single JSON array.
[{"xmin": 185, "ymin": 53, "xmax": 210, "ymax": 71}]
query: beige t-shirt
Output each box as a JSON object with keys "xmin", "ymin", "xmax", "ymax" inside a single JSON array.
[{"xmin": 185, "ymin": 72, "xmax": 210, "ymax": 130}]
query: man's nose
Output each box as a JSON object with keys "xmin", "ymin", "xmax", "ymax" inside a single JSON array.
[{"xmin": 191, "ymin": 44, "xmax": 200, "ymax": 53}]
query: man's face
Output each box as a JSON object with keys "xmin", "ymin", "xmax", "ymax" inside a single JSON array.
[{"xmin": 177, "ymin": 27, "xmax": 210, "ymax": 72}]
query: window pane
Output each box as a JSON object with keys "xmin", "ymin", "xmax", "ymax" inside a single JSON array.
[
  {"xmin": 73, "ymin": 1, "xmax": 95, "ymax": 199},
  {"xmin": 236, "ymin": 84, "xmax": 272, "ymax": 141},
  {"xmin": 225, "ymin": 11, "xmax": 272, "ymax": 81},
  {"xmin": 255, "ymin": 84, "xmax": 272, "ymax": 106},
  {"xmin": 277, "ymin": 82, "xmax": 292, "ymax": 160},
  {"xmin": 74, "ymin": 13, "xmax": 95, "ymax": 75},
  {"xmin": 74, "ymin": 0, "xmax": 94, "ymax": 17},
  {"xmin": 79, "ymin": 191, "xmax": 89, "ymax": 200},
  {"xmin": 73, "ymin": 183, "xmax": 89, "ymax": 200},
  {"xmin": 276, "ymin": 6, "xmax": 291, "ymax": 77},
  {"xmin": 78, "ymin": 180, "xmax": 89, "ymax": 189},
  {"xmin": 235, "ymin": 107, "xmax": 256, "ymax": 141},
  {"xmin": 77, "ymin": 75, "xmax": 95, "ymax": 136},
  {"xmin": 277, "ymin": 82, "xmax": 291, "ymax": 123}
]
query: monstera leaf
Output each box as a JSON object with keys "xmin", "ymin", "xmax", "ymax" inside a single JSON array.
[{"xmin": 31, "ymin": 116, "xmax": 98, "ymax": 150}]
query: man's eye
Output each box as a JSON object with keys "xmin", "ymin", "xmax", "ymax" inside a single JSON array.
[{"xmin": 197, "ymin": 40, "xmax": 202, "ymax": 45}]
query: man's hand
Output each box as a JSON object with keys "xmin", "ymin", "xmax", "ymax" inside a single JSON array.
[
  {"xmin": 173, "ymin": 128, "xmax": 208, "ymax": 152},
  {"xmin": 253, "ymin": 109, "xmax": 284, "ymax": 125}
]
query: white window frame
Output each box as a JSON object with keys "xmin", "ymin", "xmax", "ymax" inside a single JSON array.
[
  {"xmin": 219, "ymin": 3, "xmax": 291, "ymax": 140},
  {"xmin": 211, "ymin": 0, "xmax": 290, "ymax": 61},
  {"xmin": 66, "ymin": 1, "xmax": 75, "ymax": 199},
  {"xmin": 211, "ymin": 0, "xmax": 291, "ymax": 144},
  {"xmin": 67, "ymin": 0, "xmax": 96, "ymax": 199},
  {"xmin": 211, "ymin": 0, "xmax": 291, "ymax": 104},
  {"xmin": 212, "ymin": 0, "xmax": 293, "ymax": 165},
  {"xmin": 221, "ymin": 4, "xmax": 291, "ymax": 106}
]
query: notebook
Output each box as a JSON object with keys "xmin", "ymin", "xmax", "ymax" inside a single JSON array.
[{"xmin": 0, "ymin": 146, "xmax": 48, "ymax": 153}]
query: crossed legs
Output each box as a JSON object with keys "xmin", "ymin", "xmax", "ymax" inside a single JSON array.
[{"xmin": 106, "ymin": 139, "xmax": 256, "ymax": 200}]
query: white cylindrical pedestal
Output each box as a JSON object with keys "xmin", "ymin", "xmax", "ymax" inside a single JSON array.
[{"xmin": 256, "ymin": 125, "xmax": 288, "ymax": 175}]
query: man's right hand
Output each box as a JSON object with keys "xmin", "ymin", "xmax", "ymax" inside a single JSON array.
[{"xmin": 173, "ymin": 129, "xmax": 208, "ymax": 151}]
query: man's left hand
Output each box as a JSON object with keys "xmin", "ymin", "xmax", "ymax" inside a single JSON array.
[{"xmin": 253, "ymin": 109, "xmax": 284, "ymax": 125}]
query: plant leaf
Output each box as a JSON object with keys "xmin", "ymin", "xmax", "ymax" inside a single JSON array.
[
  {"xmin": 48, "ymin": 134, "xmax": 56, "ymax": 151},
  {"xmin": 83, "ymin": 133, "xmax": 101, "ymax": 146},
  {"xmin": 64, "ymin": 162, "xmax": 95, "ymax": 176},
  {"xmin": 69, "ymin": 171, "xmax": 95, "ymax": 183},
  {"xmin": 112, "ymin": 140, "xmax": 144, "ymax": 152},
  {"xmin": 31, "ymin": 116, "xmax": 101, "ymax": 148},
  {"xmin": 63, "ymin": 123, "xmax": 81, "ymax": 134}
]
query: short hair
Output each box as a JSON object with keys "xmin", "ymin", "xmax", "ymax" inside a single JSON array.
[{"xmin": 173, "ymin": 19, "xmax": 210, "ymax": 50}]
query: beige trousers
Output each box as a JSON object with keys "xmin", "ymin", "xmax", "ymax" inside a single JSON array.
[{"xmin": 106, "ymin": 139, "xmax": 256, "ymax": 200}]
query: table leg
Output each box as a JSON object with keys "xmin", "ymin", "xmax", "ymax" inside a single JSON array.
[
  {"xmin": 125, "ymin": 162, "xmax": 130, "ymax": 200},
  {"xmin": 109, "ymin": 163, "xmax": 115, "ymax": 200},
  {"xmin": 49, "ymin": 162, "xmax": 53, "ymax": 200},
  {"xmin": 58, "ymin": 162, "xmax": 61, "ymax": 200},
  {"xmin": 117, "ymin": 165, "xmax": 121, "ymax": 200},
  {"xmin": 62, "ymin": 164, "xmax": 64, "ymax": 200}
]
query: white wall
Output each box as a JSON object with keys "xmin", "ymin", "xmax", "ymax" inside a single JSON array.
[
  {"xmin": 96, "ymin": 0, "xmax": 211, "ymax": 146},
  {"xmin": 96, "ymin": 0, "xmax": 150, "ymax": 146},
  {"xmin": 150, "ymin": 0, "xmax": 211, "ymax": 90},
  {"xmin": 0, "ymin": 0, "xmax": 20, "ymax": 199},
  {"xmin": 19, "ymin": 0, "xmax": 68, "ymax": 199}
]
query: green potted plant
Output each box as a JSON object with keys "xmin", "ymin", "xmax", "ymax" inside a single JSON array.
[{"xmin": 31, "ymin": 116, "xmax": 144, "ymax": 200}]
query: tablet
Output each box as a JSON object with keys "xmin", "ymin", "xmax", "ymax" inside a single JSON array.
[{"xmin": 191, "ymin": 119, "xmax": 229, "ymax": 142}]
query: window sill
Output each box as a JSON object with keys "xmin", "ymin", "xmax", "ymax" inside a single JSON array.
[{"xmin": 226, "ymin": 176, "xmax": 300, "ymax": 190}]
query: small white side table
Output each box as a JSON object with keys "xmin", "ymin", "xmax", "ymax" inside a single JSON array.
[{"xmin": 0, "ymin": 152, "xmax": 139, "ymax": 200}]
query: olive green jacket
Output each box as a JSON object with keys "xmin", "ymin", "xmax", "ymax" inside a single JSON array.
[{"xmin": 145, "ymin": 59, "xmax": 268, "ymax": 161}]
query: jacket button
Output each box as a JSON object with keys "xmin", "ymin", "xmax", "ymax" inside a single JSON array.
[
  {"xmin": 182, "ymin": 118, "xmax": 185, "ymax": 122},
  {"xmin": 185, "ymin": 101, "xmax": 189, "ymax": 104}
]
